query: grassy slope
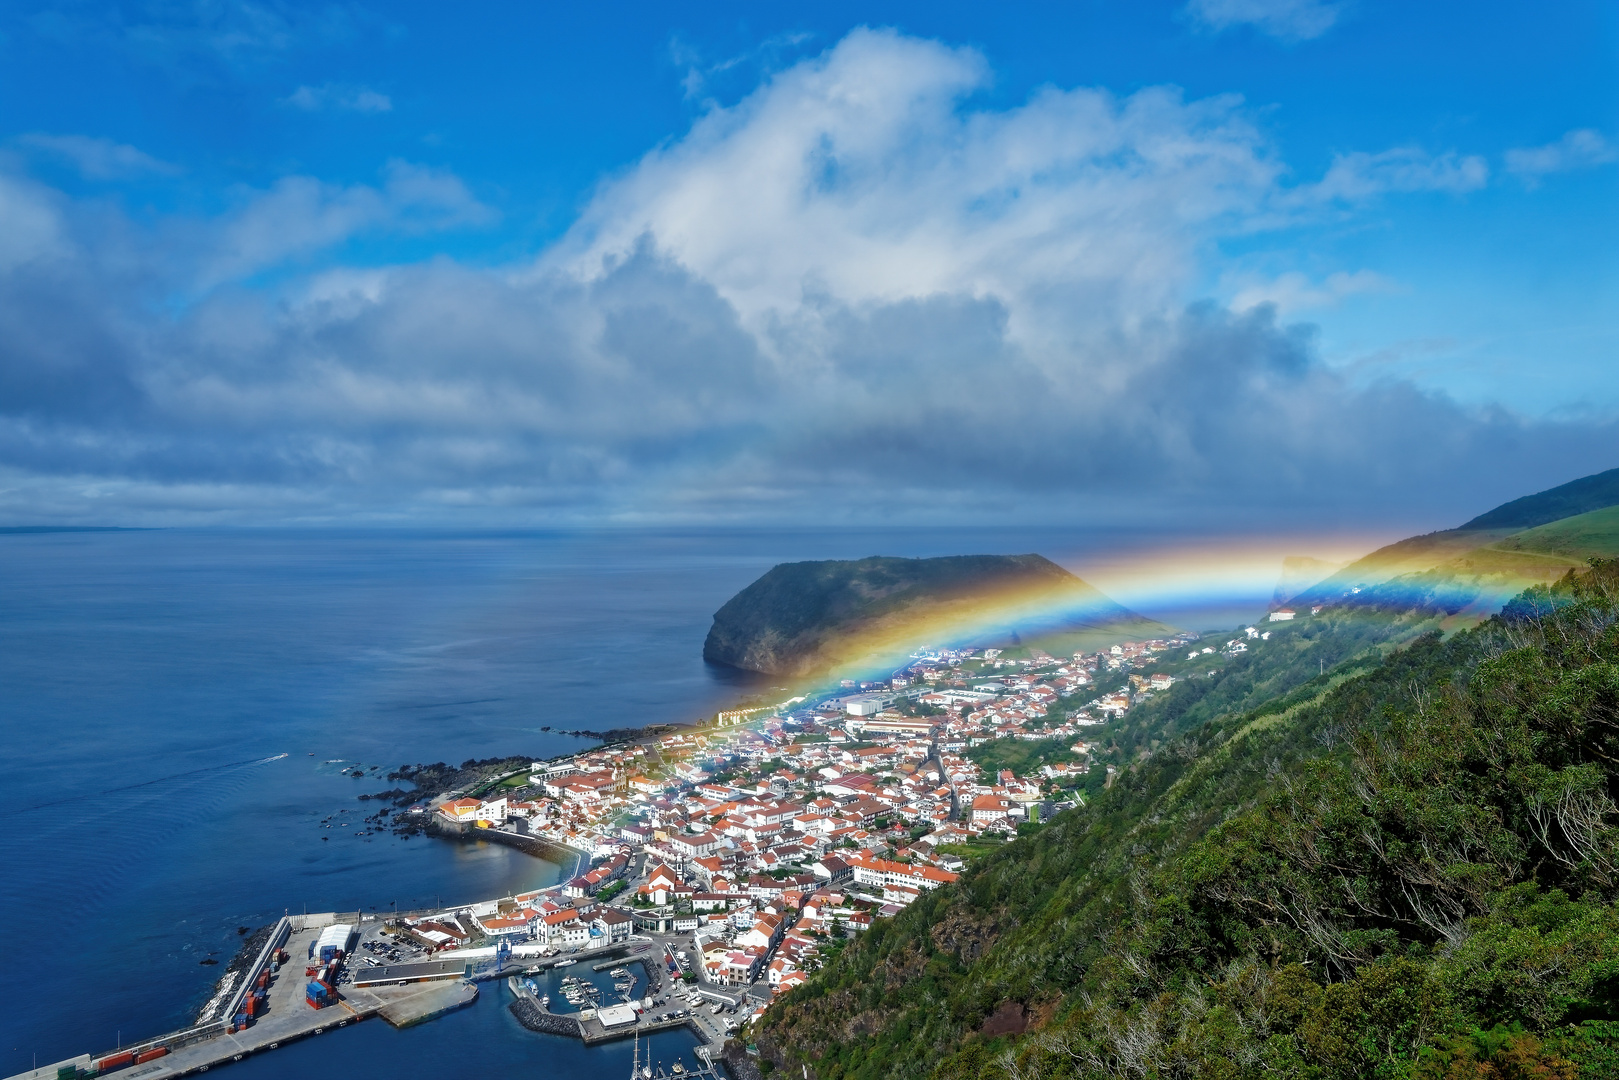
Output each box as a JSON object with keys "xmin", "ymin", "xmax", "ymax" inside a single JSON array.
[
  {"xmin": 758, "ymin": 567, "xmax": 1619, "ymax": 1080},
  {"xmin": 1494, "ymin": 504, "xmax": 1619, "ymax": 559},
  {"xmin": 1459, "ymin": 465, "xmax": 1619, "ymax": 530},
  {"xmin": 1290, "ymin": 466, "xmax": 1619, "ymax": 610}
]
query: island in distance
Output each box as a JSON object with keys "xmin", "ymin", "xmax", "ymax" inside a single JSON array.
[{"xmin": 703, "ymin": 553, "xmax": 1173, "ymax": 679}]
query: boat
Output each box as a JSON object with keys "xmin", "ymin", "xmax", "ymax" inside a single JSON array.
[{"xmin": 554, "ymin": 958, "xmax": 576, "ymax": 967}]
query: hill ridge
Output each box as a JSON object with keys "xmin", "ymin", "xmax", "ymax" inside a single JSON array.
[{"xmin": 703, "ymin": 553, "xmax": 1168, "ymax": 679}]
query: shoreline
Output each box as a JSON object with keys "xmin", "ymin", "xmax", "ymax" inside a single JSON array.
[{"xmin": 425, "ymin": 815, "xmax": 589, "ymax": 882}]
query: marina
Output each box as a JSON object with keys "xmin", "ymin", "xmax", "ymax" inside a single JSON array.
[
  {"xmin": 5, "ymin": 921, "xmax": 482, "ymax": 1080},
  {"xmin": 4, "ymin": 916, "xmax": 727, "ymax": 1080}
]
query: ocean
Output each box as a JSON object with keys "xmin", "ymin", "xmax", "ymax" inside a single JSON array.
[{"xmin": 0, "ymin": 526, "xmax": 1274, "ymax": 1078}]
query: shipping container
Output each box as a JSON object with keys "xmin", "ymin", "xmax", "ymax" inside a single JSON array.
[
  {"xmin": 96, "ymin": 1051, "xmax": 134, "ymax": 1070},
  {"xmin": 134, "ymin": 1047, "xmax": 168, "ymax": 1064}
]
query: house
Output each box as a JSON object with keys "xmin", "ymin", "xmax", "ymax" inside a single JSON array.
[
  {"xmin": 882, "ymin": 882, "xmax": 922, "ymax": 906},
  {"xmin": 812, "ymin": 855, "xmax": 852, "ymax": 884},
  {"xmin": 736, "ymin": 913, "xmax": 784, "ymax": 950},
  {"xmin": 665, "ymin": 831, "xmax": 722, "ymax": 860},
  {"xmin": 1269, "ymin": 610, "xmax": 1296, "ymax": 621},
  {"xmin": 541, "ymin": 908, "xmax": 590, "ymax": 946},
  {"xmin": 692, "ymin": 892, "xmax": 737, "ymax": 912},
  {"xmin": 592, "ymin": 908, "xmax": 634, "ymax": 943},
  {"xmin": 847, "ymin": 853, "xmax": 958, "ymax": 891},
  {"xmin": 475, "ymin": 909, "xmax": 536, "ymax": 939},
  {"xmin": 436, "ymin": 798, "xmax": 481, "ymax": 823},
  {"xmin": 971, "ymin": 794, "xmax": 1013, "ymax": 827}
]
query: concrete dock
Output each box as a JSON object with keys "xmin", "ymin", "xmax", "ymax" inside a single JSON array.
[
  {"xmin": 8, "ymin": 922, "xmax": 718, "ymax": 1080},
  {"xmin": 7, "ymin": 921, "xmax": 479, "ymax": 1080}
]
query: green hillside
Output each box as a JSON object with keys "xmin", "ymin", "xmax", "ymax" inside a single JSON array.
[
  {"xmin": 1292, "ymin": 468, "xmax": 1619, "ymax": 620},
  {"xmin": 756, "ymin": 564, "xmax": 1619, "ymax": 1080},
  {"xmin": 703, "ymin": 554, "xmax": 1169, "ymax": 678},
  {"xmin": 1460, "ymin": 465, "xmax": 1619, "ymax": 530},
  {"xmin": 1494, "ymin": 504, "xmax": 1619, "ymax": 559}
]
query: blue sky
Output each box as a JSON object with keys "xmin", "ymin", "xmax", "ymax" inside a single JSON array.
[{"xmin": 0, "ymin": 1, "xmax": 1615, "ymax": 528}]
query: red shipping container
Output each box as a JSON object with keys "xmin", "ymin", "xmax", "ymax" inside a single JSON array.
[
  {"xmin": 97, "ymin": 1050, "xmax": 134, "ymax": 1070},
  {"xmin": 135, "ymin": 1047, "xmax": 169, "ymax": 1064},
  {"xmin": 258, "ymin": 972, "xmax": 268, "ymax": 988}
]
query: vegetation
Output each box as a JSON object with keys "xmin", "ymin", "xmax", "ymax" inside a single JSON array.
[
  {"xmin": 965, "ymin": 737, "xmax": 1078, "ymax": 778},
  {"xmin": 1101, "ymin": 609, "xmax": 1434, "ymax": 761},
  {"xmin": 1460, "ymin": 465, "xmax": 1619, "ymax": 531},
  {"xmin": 757, "ymin": 564, "xmax": 1619, "ymax": 1080},
  {"xmin": 1497, "ymin": 506, "xmax": 1619, "ymax": 561},
  {"xmin": 702, "ymin": 553, "xmax": 1167, "ymax": 678}
]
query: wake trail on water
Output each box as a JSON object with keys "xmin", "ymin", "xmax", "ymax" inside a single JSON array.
[
  {"xmin": 16, "ymin": 752, "xmax": 289, "ymax": 813},
  {"xmin": 0, "ymin": 753, "xmax": 299, "ymax": 936}
]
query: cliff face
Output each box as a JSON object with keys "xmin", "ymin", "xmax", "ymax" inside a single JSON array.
[{"xmin": 702, "ymin": 553, "xmax": 1165, "ymax": 678}]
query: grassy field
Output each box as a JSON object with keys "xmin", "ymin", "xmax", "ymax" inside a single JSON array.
[
  {"xmin": 963, "ymin": 736, "xmax": 1076, "ymax": 778},
  {"xmin": 1491, "ymin": 503, "xmax": 1619, "ymax": 558}
]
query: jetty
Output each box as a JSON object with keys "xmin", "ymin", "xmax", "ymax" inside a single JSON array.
[
  {"xmin": 506, "ymin": 976, "xmax": 697, "ymax": 1047},
  {"xmin": 8, "ymin": 918, "xmax": 478, "ymax": 1080}
]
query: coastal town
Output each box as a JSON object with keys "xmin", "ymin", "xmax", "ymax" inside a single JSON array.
[
  {"xmin": 404, "ymin": 633, "xmax": 1206, "ymax": 1014},
  {"xmin": 16, "ymin": 633, "xmax": 1243, "ymax": 1080}
]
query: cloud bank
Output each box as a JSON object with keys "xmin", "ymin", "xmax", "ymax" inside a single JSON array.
[
  {"xmin": 1505, "ymin": 129, "xmax": 1618, "ymax": 182},
  {"xmin": 1184, "ymin": 0, "xmax": 1345, "ymax": 42},
  {"xmin": 0, "ymin": 29, "xmax": 1611, "ymax": 527}
]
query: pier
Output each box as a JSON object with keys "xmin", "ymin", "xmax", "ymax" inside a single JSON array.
[
  {"xmin": 8, "ymin": 919, "xmax": 728, "ymax": 1080},
  {"xmin": 506, "ymin": 976, "xmax": 702, "ymax": 1048},
  {"xmin": 7, "ymin": 919, "xmax": 478, "ymax": 1080}
]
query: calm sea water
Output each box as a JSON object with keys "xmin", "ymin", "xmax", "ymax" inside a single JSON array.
[{"xmin": 0, "ymin": 526, "xmax": 1272, "ymax": 1078}]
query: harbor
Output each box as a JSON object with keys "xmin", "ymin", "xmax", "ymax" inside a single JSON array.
[
  {"xmin": 6, "ymin": 918, "xmax": 482, "ymax": 1080},
  {"xmin": 6, "ymin": 914, "xmax": 733, "ymax": 1080}
]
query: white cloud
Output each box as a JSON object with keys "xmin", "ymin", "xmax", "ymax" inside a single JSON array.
[
  {"xmin": 0, "ymin": 28, "xmax": 1601, "ymax": 527},
  {"xmin": 286, "ymin": 84, "xmax": 393, "ymax": 113},
  {"xmin": 0, "ymin": 173, "xmax": 67, "ymax": 272},
  {"xmin": 1230, "ymin": 269, "xmax": 1394, "ymax": 315},
  {"xmin": 1184, "ymin": 0, "xmax": 1344, "ymax": 42},
  {"xmin": 202, "ymin": 161, "xmax": 494, "ymax": 285},
  {"xmin": 1311, "ymin": 146, "xmax": 1488, "ymax": 202},
  {"xmin": 1505, "ymin": 129, "xmax": 1618, "ymax": 181},
  {"xmin": 16, "ymin": 134, "xmax": 181, "ymax": 180},
  {"xmin": 555, "ymin": 28, "xmax": 1280, "ymax": 353}
]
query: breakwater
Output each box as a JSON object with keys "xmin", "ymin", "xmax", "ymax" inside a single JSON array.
[
  {"xmin": 509, "ymin": 997, "xmax": 584, "ymax": 1037},
  {"xmin": 426, "ymin": 817, "xmax": 587, "ymax": 879}
]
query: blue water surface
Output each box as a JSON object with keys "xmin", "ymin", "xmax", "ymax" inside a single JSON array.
[{"xmin": 0, "ymin": 525, "xmax": 1261, "ymax": 1077}]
